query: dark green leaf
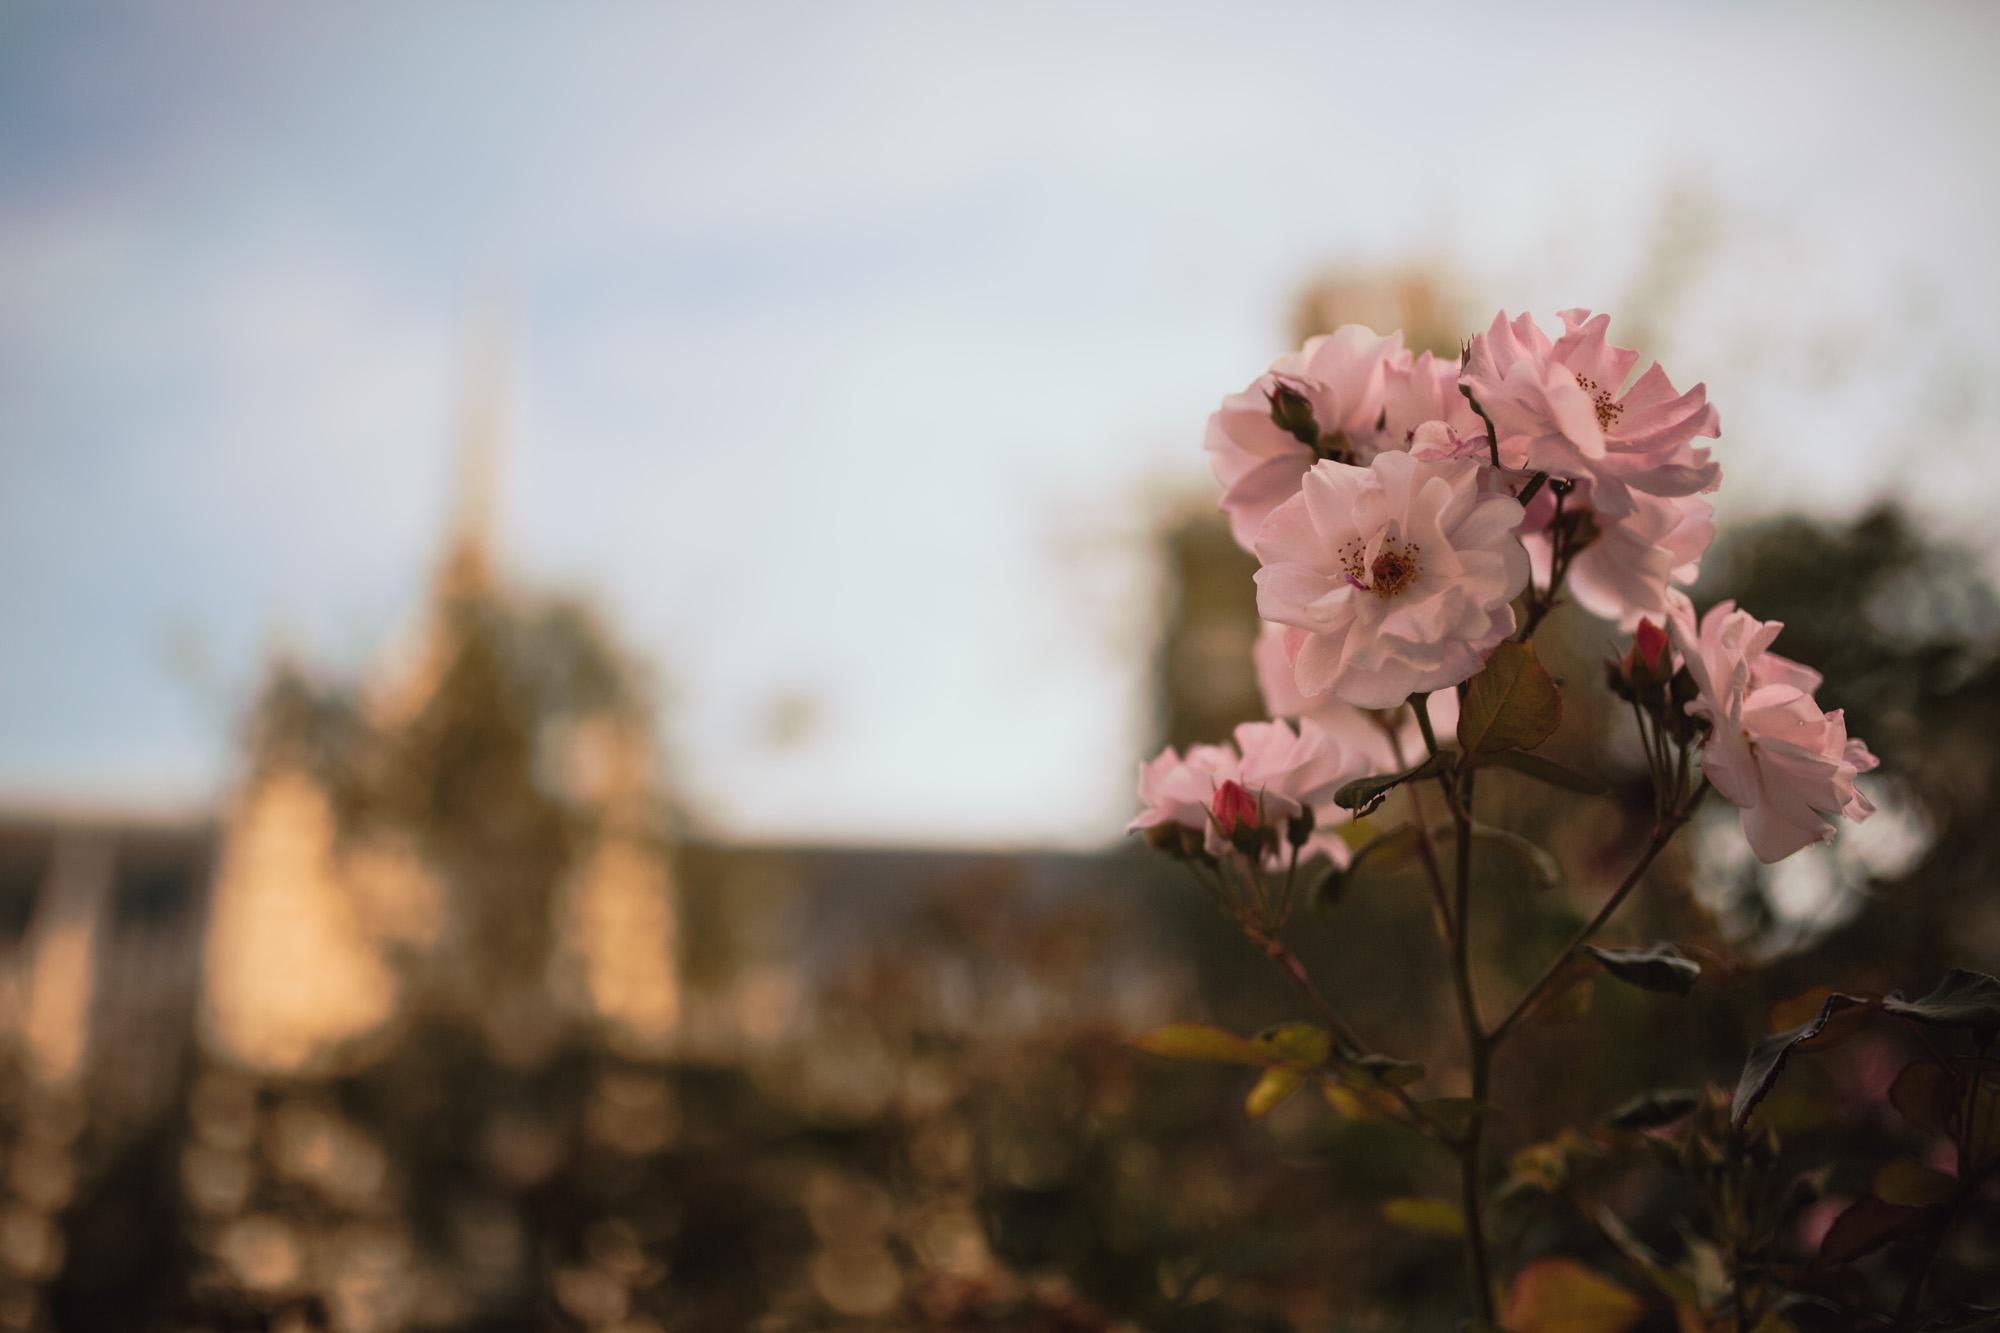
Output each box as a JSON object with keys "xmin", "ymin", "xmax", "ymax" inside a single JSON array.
[
  {"xmin": 1604, "ymin": 1087, "xmax": 1702, "ymax": 1131},
  {"xmin": 1731, "ymin": 991, "xmax": 1872, "ymax": 1129},
  {"xmin": 1881, "ymin": 968, "xmax": 2000, "ymax": 1032},
  {"xmin": 1456, "ymin": 641, "xmax": 1561, "ymax": 756},
  {"xmin": 1479, "ymin": 749, "xmax": 1609, "ymax": 794},
  {"xmin": 1321, "ymin": 825, "xmax": 1423, "ymax": 903},
  {"xmin": 1334, "ymin": 756, "xmax": 1443, "ymax": 815},
  {"xmin": 1439, "ymin": 822, "xmax": 1562, "ymax": 891},
  {"xmin": 1585, "ymin": 943, "xmax": 1701, "ymax": 996}
]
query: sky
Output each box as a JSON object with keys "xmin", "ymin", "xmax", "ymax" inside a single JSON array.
[{"xmin": 2, "ymin": 2, "xmax": 1997, "ymax": 846}]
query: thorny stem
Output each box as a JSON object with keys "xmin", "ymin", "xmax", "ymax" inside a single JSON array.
[
  {"xmin": 1444, "ymin": 760, "xmax": 1497, "ymax": 1322},
  {"xmin": 1517, "ymin": 479, "xmax": 1576, "ymax": 641},
  {"xmin": 1242, "ymin": 923, "xmax": 1437, "ymax": 1135},
  {"xmin": 1406, "ymin": 782, "xmax": 1456, "ymax": 940},
  {"xmin": 1461, "ymin": 386, "xmax": 1504, "ymax": 472},
  {"xmin": 1414, "ymin": 695, "xmax": 1443, "ymax": 760},
  {"xmin": 1210, "ymin": 687, "xmax": 1702, "ymax": 1326},
  {"xmin": 1393, "ymin": 703, "xmax": 1459, "ymax": 944},
  {"xmin": 1487, "ymin": 783, "xmax": 1709, "ymax": 1048},
  {"xmin": 1724, "ymin": 1134, "xmax": 1753, "ymax": 1333},
  {"xmin": 1192, "ymin": 830, "xmax": 1435, "ymax": 1134}
]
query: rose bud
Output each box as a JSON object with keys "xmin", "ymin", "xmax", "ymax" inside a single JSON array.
[
  {"xmin": 1211, "ymin": 779, "xmax": 1259, "ymax": 835},
  {"xmin": 1623, "ymin": 617, "xmax": 1674, "ymax": 690}
]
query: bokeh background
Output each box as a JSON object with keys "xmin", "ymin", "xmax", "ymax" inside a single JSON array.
[{"xmin": 2, "ymin": 4, "xmax": 1999, "ymax": 1330}]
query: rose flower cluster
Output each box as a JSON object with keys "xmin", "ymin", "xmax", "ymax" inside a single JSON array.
[{"xmin": 1134, "ymin": 309, "xmax": 1877, "ymax": 868}]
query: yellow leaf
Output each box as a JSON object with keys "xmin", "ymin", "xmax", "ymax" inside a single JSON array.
[
  {"xmin": 1246, "ymin": 1067, "xmax": 1304, "ymax": 1118},
  {"xmin": 1252, "ymin": 1022, "xmax": 1332, "ymax": 1067},
  {"xmin": 1504, "ymin": 1257, "xmax": 1642, "ymax": 1333},
  {"xmin": 1131, "ymin": 1024, "xmax": 1265, "ymax": 1065},
  {"xmin": 1322, "ymin": 1083, "xmax": 1383, "ymax": 1121},
  {"xmin": 1380, "ymin": 1197, "xmax": 1464, "ymax": 1237}
]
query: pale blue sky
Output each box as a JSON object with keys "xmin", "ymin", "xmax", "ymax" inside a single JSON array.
[{"xmin": 2, "ymin": 3, "xmax": 1996, "ymax": 844}]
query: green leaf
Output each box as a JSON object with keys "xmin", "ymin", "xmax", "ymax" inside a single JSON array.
[
  {"xmin": 1456, "ymin": 641, "xmax": 1561, "ymax": 756},
  {"xmin": 1380, "ymin": 1197, "xmax": 1464, "ymax": 1237},
  {"xmin": 1584, "ymin": 943, "xmax": 1701, "ymax": 996},
  {"xmin": 1881, "ymin": 968, "xmax": 2000, "ymax": 1032},
  {"xmin": 1872, "ymin": 1157, "xmax": 1957, "ymax": 1209},
  {"xmin": 1131, "ymin": 1024, "xmax": 1266, "ymax": 1065},
  {"xmin": 1317, "ymin": 825, "xmax": 1423, "ymax": 906},
  {"xmin": 1818, "ymin": 1195, "xmax": 1927, "ymax": 1266},
  {"xmin": 1731, "ymin": 991, "xmax": 1873, "ymax": 1129},
  {"xmin": 1438, "ymin": 822, "xmax": 1562, "ymax": 891},
  {"xmin": 1478, "ymin": 749, "xmax": 1609, "ymax": 794},
  {"xmin": 1245, "ymin": 1066, "xmax": 1303, "ymax": 1118},
  {"xmin": 1333, "ymin": 756, "xmax": 1443, "ymax": 815},
  {"xmin": 1344, "ymin": 824, "xmax": 1423, "ymax": 877},
  {"xmin": 1252, "ymin": 1022, "xmax": 1332, "ymax": 1067},
  {"xmin": 1603, "ymin": 1087, "xmax": 1702, "ymax": 1131},
  {"xmin": 1503, "ymin": 1257, "xmax": 1642, "ymax": 1333}
]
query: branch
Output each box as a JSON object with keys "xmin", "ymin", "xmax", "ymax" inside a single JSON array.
[{"xmin": 1487, "ymin": 812, "xmax": 1694, "ymax": 1048}]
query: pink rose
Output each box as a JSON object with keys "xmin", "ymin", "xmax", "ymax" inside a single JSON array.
[
  {"xmin": 1673, "ymin": 600, "xmax": 1879, "ymax": 862},
  {"xmin": 1461, "ymin": 310, "xmax": 1720, "ymax": 517},
  {"xmin": 1253, "ymin": 451, "xmax": 1530, "ymax": 710},
  {"xmin": 1524, "ymin": 483, "xmax": 1714, "ymax": 630},
  {"xmin": 1205, "ymin": 325, "xmax": 1408, "ymax": 550},
  {"xmin": 1128, "ymin": 741, "xmax": 1238, "ymax": 854},
  {"xmin": 1254, "ymin": 621, "xmax": 1459, "ymax": 771},
  {"xmin": 1382, "ymin": 349, "xmax": 1484, "ymax": 453},
  {"xmin": 1128, "ymin": 719, "xmax": 1373, "ymax": 866}
]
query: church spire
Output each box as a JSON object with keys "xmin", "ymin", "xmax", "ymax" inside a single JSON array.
[{"xmin": 438, "ymin": 317, "xmax": 509, "ymax": 602}]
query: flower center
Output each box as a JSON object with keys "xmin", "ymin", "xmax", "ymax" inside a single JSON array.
[
  {"xmin": 1369, "ymin": 547, "xmax": 1420, "ymax": 598},
  {"xmin": 1574, "ymin": 373, "xmax": 1623, "ymax": 432},
  {"xmin": 1340, "ymin": 535, "xmax": 1423, "ymax": 599}
]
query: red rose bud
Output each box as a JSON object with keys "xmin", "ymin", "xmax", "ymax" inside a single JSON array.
[
  {"xmin": 1212, "ymin": 780, "xmax": 1260, "ymax": 841},
  {"xmin": 1622, "ymin": 618, "xmax": 1672, "ymax": 690}
]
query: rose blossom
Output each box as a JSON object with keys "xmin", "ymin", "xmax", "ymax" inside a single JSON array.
[
  {"xmin": 1254, "ymin": 621, "xmax": 1460, "ymax": 771},
  {"xmin": 1129, "ymin": 741, "xmax": 1238, "ymax": 853},
  {"xmin": 1522, "ymin": 484, "xmax": 1714, "ymax": 631},
  {"xmin": 1461, "ymin": 309, "xmax": 1720, "ymax": 516},
  {"xmin": 1672, "ymin": 600, "xmax": 1878, "ymax": 863},
  {"xmin": 1128, "ymin": 719, "xmax": 1371, "ymax": 866},
  {"xmin": 1205, "ymin": 325, "xmax": 1407, "ymax": 549},
  {"xmin": 1253, "ymin": 450, "xmax": 1530, "ymax": 710},
  {"xmin": 1382, "ymin": 349, "xmax": 1486, "ymax": 459}
]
